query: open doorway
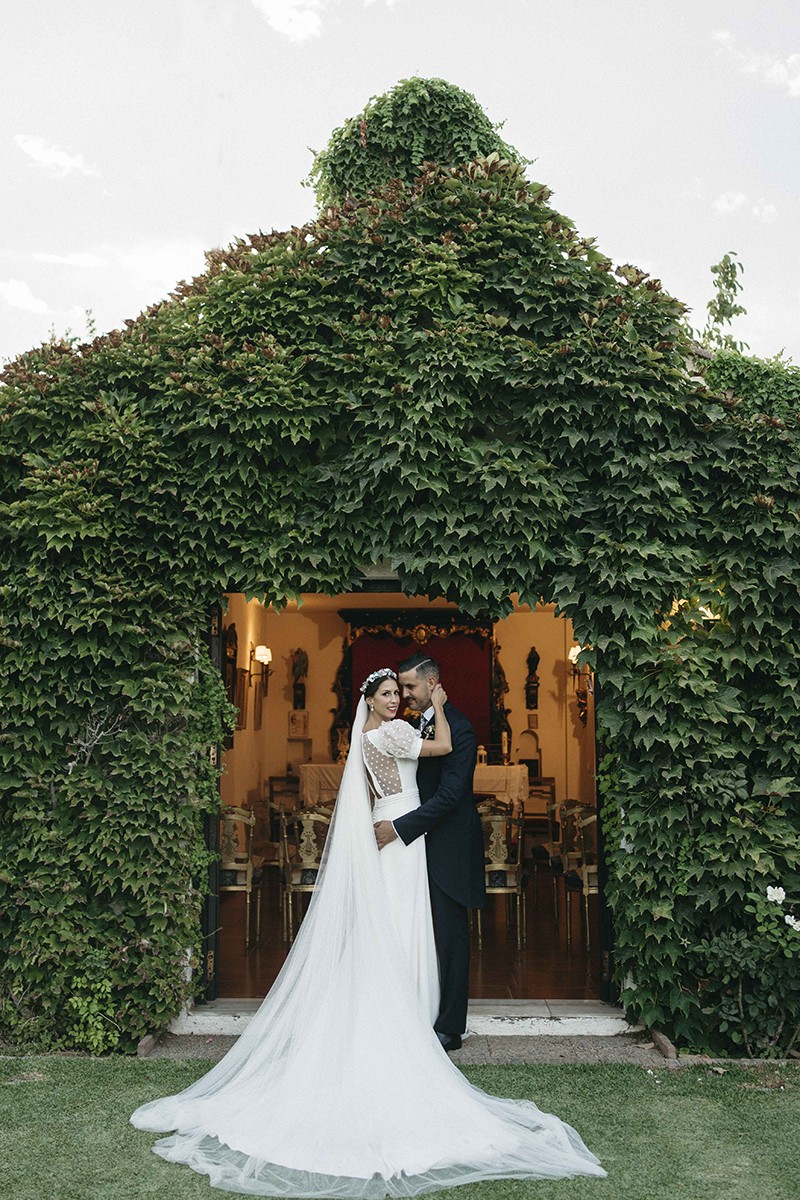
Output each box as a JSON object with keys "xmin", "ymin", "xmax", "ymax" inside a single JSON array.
[{"xmin": 211, "ymin": 591, "xmax": 606, "ymax": 1002}]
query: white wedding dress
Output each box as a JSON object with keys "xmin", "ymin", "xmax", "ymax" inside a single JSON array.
[
  {"xmin": 131, "ymin": 701, "xmax": 606, "ymax": 1195},
  {"xmin": 362, "ymin": 718, "xmax": 439, "ymax": 1027}
]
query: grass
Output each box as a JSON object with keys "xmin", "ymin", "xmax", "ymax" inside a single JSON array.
[{"xmin": 0, "ymin": 1058, "xmax": 798, "ymax": 1200}]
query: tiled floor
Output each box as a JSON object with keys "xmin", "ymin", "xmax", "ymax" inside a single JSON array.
[{"xmin": 217, "ymin": 866, "xmax": 604, "ymax": 1000}]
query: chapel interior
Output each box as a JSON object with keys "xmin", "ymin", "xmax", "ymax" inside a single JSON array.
[{"xmin": 215, "ymin": 588, "xmax": 603, "ymax": 1001}]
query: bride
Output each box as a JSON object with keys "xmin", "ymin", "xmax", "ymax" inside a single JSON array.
[
  {"xmin": 360, "ymin": 666, "xmax": 451, "ymax": 1028},
  {"xmin": 131, "ymin": 668, "xmax": 606, "ymax": 1195}
]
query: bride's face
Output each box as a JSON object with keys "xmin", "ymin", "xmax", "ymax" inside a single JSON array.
[{"xmin": 370, "ymin": 679, "xmax": 400, "ymax": 722}]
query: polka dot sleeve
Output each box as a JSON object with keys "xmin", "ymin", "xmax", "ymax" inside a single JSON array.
[{"xmin": 373, "ymin": 719, "xmax": 423, "ymax": 760}]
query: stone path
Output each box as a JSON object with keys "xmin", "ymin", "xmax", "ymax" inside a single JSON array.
[
  {"xmin": 148, "ymin": 1030, "xmax": 666, "ymax": 1067},
  {"xmin": 149, "ymin": 998, "xmax": 667, "ymax": 1065}
]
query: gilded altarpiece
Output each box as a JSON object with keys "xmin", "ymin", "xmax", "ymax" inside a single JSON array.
[{"xmin": 330, "ymin": 610, "xmax": 511, "ymax": 761}]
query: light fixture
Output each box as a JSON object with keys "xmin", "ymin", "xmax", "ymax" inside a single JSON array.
[
  {"xmin": 667, "ymin": 598, "xmax": 722, "ymax": 625},
  {"xmin": 568, "ymin": 643, "xmax": 594, "ymax": 727},
  {"xmin": 250, "ymin": 644, "xmax": 273, "ymax": 695}
]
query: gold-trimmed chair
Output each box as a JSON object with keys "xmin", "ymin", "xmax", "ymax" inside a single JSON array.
[
  {"xmin": 219, "ymin": 805, "xmax": 263, "ymax": 952},
  {"xmin": 476, "ymin": 801, "xmax": 526, "ymax": 951},
  {"xmin": 545, "ymin": 798, "xmax": 586, "ymax": 923},
  {"xmin": 264, "ymin": 776, "xmax": 300, "ymax": 930},
  {"xmin": 280, "ymin": 805, "xmax": 332, "ymax": 942},
  {"xmin": 563, "ymin": 810, "xmax": 600, "ymax": 950}
]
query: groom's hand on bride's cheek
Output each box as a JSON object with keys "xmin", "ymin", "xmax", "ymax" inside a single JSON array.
[{"xmin": 374, "ymin": 820, "xmax": 398, "ymax": 850}]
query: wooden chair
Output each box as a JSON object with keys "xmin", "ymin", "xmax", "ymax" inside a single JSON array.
[
  {"xmin": 280, "ymin": 805, "xmax": 332, "ymax": 942},
  {"xmin": 266, "ymin": 772, "xmax": 299, "ymax": 921},
  {"xmin": 545, "ymin": 798, "xmax": 564, "ymax": 922},
  {"xmin": 268, "ymin": 776, "xmax": 299, "ymax": 824},
  {"xmin": 476, "ymin": 801, "xmax": 526, "ymax": 951},
  {"xmin": 524, "ymin": 776, "xmax": 556, "ymax": 827},
  {"xmin": 544, "ymin": 797, "xmax": 585, "ymax": 923},
  {"xmin": 564, "ymin": 810, "xmax": 600, "ymax": 950},
  {"xmin": 559, "ymin": 801, "xmax": 588, "ymax": 870},
  {"xmin": 521, "ymin": 776, "xmax": 556, "ymax": 904},
  {"xmin": 219, "ymin": 806, "xmax": 263, "ymax": 951}
]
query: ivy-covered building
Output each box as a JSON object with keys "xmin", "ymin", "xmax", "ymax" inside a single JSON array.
[{"xmin": 1, "ymin": 79, "xmax": 798, "ymax": 1057}]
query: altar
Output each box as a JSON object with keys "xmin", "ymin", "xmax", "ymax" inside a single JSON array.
[{"xmin": 298, "ymin": 761, "xmax": 530, "ymax": 812}]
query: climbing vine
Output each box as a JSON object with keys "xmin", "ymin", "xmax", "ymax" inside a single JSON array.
[
  {"xmin": 0, "ymin": 78, "xmax": 797, "ymax": 1054},
  {"xmin": 307, "ymin": 76, "xmax": 524, "ymax": 208}
]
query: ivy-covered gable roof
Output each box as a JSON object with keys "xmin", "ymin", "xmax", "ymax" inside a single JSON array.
[{"xmin": 2, "ymin": 147, "xmax": 705, "ymax": 620}]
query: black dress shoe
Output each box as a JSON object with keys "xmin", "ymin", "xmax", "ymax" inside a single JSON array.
[{"xmin": 436, "ymin": 1031, "xmax": 462, "ymax": 1052}]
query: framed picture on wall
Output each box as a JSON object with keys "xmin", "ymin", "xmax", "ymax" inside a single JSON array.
[{"xmin": 288, "ymin": 709, "xmax": 309, "ymax": 738}]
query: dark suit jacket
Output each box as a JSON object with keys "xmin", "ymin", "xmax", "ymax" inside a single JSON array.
[{"xmin": 393, "ymin": 702, "xmax": 486, "ymax": 910}]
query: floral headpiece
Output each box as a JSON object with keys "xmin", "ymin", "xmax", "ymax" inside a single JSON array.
[{"xmin": 359, "ymin": 667, "xmax": 397, "ymax": 694}]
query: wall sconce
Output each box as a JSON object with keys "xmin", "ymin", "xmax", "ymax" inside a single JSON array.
[
  {"xmin": 667, "ymin": 598, "xmax": 722, "ymax": 626},
  {"xmin": 567, "ymin": 643, "xmax": 582, "ymax": 680},
  {"xmin": 568, "ymin": 643, "xmax": 594, "ymax": 727},
  {"xmin": 250, "ymin": 644, "xmax": 273, "ymax": 695}
]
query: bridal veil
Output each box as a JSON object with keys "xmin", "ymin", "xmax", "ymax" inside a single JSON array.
[{"xmin": 131, "ymin": 698, "xmax": 605, "ymax": 1194}]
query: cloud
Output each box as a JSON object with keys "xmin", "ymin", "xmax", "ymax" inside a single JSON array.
[
  {"xmin": 27, "ymin": 241, "xmax": 205, "ymax": 300},
  {"xmin": 713, "ymin": 191, "xmax": 748, "ymax": 214},
  {"xmin": 713, "ymin": 29, "xmax": 800, "ymax": 99},
  {"xmin": 0, "ymin": 279, "xmax": 51, "ymax": 314},
  {"xmin": 15, "ymin": 134, "xmax": 100, "ymax": 177},
  {"xmin": 34, "ymin": 251, "xmax": 108, "ymax": 268},
  {"xmin": 249, "ymin": 0, "xmax": 400, "ymax": 42},
  {"xmin": 249, "ymin": 0, "xmax": 326, "ymax": 42},
  {"xmin": 751, "ymin": 201, "xmax": 777, "ymax": 224},
  {"xmin": 114, "ymin": 241, "xmax": 207, "ymax": 290},
  {"xmin": 712, "ymin": 191, "xmax": 778, "ymax": 223}
]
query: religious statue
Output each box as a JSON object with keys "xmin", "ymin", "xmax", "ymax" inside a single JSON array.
[
  {"xmin": 224, "ymin": 623, "xmax": 238, "ymax": 705},
  {"xmin": 336, "ymin": 727, "xmax": 350, "ymax": 764},
  {"xmin": 290, "ymin": 647, "xmax": 308, "ymax": 710},
  {"xmin": 525, "ymin": 645, "xmax": 540, "ymax": 710}
]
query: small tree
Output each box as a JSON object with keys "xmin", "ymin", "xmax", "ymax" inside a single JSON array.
[{"xmin": 700, "ymin": 251, "xmax": 748, "ymax": 352}]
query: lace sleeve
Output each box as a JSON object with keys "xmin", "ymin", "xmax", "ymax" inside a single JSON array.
[{"xmin": 373, "ymin": 719, "xmax": 422, "ymax": 761}]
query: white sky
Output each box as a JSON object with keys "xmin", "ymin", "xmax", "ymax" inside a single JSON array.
[{"xmin": 2, "ymin": 0, "xmax": 798, "ymax": 363}]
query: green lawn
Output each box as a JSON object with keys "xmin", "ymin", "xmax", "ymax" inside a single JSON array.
[{"xmin": 1, "ymin": 1058, "xmax": 798, "ymax": 1200}]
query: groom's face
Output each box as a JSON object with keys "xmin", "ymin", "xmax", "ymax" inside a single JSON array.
[{"xmin": 398, "ymin": 669, "xmax": 436, "ymax": 712}]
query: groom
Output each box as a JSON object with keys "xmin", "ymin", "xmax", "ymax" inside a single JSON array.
[{"xmin": 374, "ymin": 651, "xmax": 486, "ymax": 1050}]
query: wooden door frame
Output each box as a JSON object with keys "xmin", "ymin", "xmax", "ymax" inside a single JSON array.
[
  {"xmin": 200, "ymin": 601, "xmax": 223, "ymax": 1002},
  {"xmin": 202, "ymin": 593, "xmax": 615, "ymax": 1005},
  {"xmin": 593, "ymin": 674, "xmax": 617, "ymax": 1003}
]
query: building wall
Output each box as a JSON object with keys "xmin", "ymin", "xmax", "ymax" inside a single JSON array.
[{"xmin": 494, "ymin": 605, "xmax": 596, "ymax": 807}]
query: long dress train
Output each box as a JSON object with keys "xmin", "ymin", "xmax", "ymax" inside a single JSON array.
[{"xmin": 131, "ymin": 700, "xmax": 606, "ymax": 1195}]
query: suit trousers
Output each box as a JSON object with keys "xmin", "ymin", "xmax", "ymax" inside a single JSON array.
[{"xmin": 428, "ymin": 874, "xmax": 470, "ymax": 1037}]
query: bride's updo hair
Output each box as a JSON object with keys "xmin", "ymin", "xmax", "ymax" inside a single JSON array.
[{"xmin": 360, "ymin": 667, "xmax": 397, "ymax": 698}]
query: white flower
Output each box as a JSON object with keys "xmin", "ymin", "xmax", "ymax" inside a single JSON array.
[
  {"xmin": 767, "ymin": 886, "xmax": 786, "ymax": 904},
  {"xmin": 784, "ymin": 914, "xmax": 800, "ymax": 932}
]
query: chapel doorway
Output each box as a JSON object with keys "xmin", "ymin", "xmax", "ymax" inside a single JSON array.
[{"xmin": 209, "ymin": 590, "xmax": 607, "ymax": 1003}]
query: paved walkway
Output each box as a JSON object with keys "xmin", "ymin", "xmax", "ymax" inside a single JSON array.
[
  {"xmin": 149, "ymin": 1030, "xmax": 664, "ymax": 1065},
  {"xmin": 167, "ymin": 997, "xmax": 637, "ymax": 1039},
  {"xmin": 151, "ymin": 997, "xmax": 664, "ymax": 1067}
]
